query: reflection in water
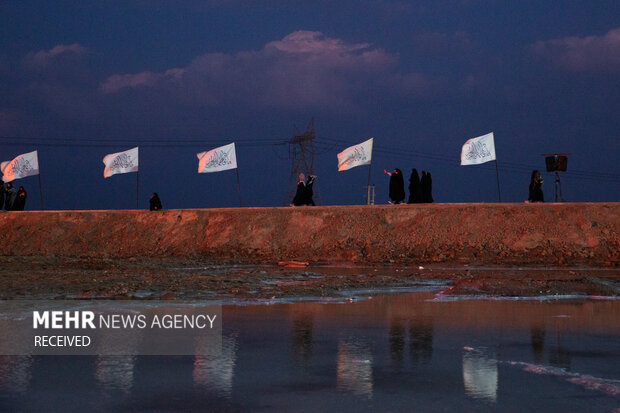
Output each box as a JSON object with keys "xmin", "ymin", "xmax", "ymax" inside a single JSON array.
[
  {"xmin": 549, "ymin": 345, "xmax": 572, "ymax": 371},
  {"xmin": 193, "ymin": 334, "xmax": 237, "ymax": 398},
  {"xmin": 389, "ymin": 318, "xmax": 405, "ymax": 365},
  {"xmin": 530, "ymin": 326, "xmax": 545, "ymax": 363},
  {"xmin": 95, "ymin": 356, "xmax": 136, "ymax": 393},
  {"xmin": 337, "ymin": 339, "xmax": 373, "ymax": 398},
  {"xmin": 291, "ymin": 312, "xmax": 314, "ymax": 363},
  {"xmin": 0, "ymin": 355, "xmax": 33, "ymax": 394},
  {"xmin": 462, "ymin": 348, "xmax": 498, "ymax": 403},
  {"xmin": 410, "ymin": 318, "xmax": 433, "ymax": 366}
]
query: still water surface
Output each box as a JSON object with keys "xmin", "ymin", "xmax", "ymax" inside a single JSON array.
[{"xmin": 1, "ymin": 291, "xmax": 619, "ymax": 412}]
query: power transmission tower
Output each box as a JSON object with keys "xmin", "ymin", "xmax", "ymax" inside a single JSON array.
[{"xmin": 285, "ymin": 117, "xmax": 321, "ymax": 205}]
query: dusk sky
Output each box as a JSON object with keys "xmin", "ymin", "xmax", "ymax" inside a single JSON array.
[{"xmin": 1, "ymin": 1, "xmax": 619, "ymax": 210}]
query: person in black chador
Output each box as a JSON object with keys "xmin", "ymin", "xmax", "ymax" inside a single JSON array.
[
  {"xmin": 149, "ymin": 192, "xmax": 163, "ymax": 211},
  {"xmin": 528, "ymin": 170, "xmax": 544, "ymax": 202},
  {"xmin": 13, "ymin": 186, "xmax": 27, "ymax": 211},
  {"xmin": 384, "ymin": 168, "xmax": 405, "ymax": 204},
  {"xmin": 291, "ymin": 173, "xmax": 316, "ymax": 206},
  {"xmin": 420, "ymin": 171, "xmax": 434, "ymax": 203},
  {"xmin": 0, "ymin": 179, "xmax": 4, "ymax": 211},
  {"xmin": 407, "ymin": 168, "xmax": 423, "ymax": 204},
  {"xmin": 291, "ymin": 173, "xmax": 307, "ymax": 206},
  {"xmin": 4, "ymin": 182, "xmax": 15, "ymax": 211},
  {"xmin": 304, "ymin": 174, "xmax": 316, "ymax": 206}
]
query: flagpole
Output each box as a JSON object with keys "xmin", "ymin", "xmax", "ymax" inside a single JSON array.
[
  {"xmin": 236, "ymin": 168, "xmax": 242, "ymax": 207},
  {"xmin": 366, "ymin": 162, "xmax": 372, "ymax": 205},
  {"xmin": 38, "ymin": 174, "xmax": 44, "ymax": 210},
  {"xmin": 495, "ymin": 160, "xmax": 501, "ymax": 202},
  {"xmin": 136, "ymin": 171, "xmax": 139, "ymax": 209}
]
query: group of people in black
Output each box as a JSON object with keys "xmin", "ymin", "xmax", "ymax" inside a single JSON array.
[
  {"xmin": 0, "ymin": 180, "xmax": 27, "ymax": 211},
  {"xmin": 384, "ymin": 168, "xmax": 434, "ymax": 204},
  {"xmin": 291, "ymin": 173, "xmax": 317, "ymax": 206}
]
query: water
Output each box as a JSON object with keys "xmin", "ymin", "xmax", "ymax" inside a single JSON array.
[{"xmin": 1, "ymin": 291, "xmax": 619, "ymax": 412}]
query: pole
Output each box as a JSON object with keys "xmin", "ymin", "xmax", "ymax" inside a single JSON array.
[
  {"xmin": 366, "ymin": 163, "xmax": 372, "ymax": 205},
  {"xmin": 236, "ymin": 168, "xmax": 242, "ymax": 207},
  {"xmin": 38, "ymin": 174, "xmax": 44, "ymax": 210},
  {"xmin": 494, "ymin": 160, "xmax": 501, "ymax": 202},
  {"xmin": 136, "ymin": 171, "xmax": 139, "ymax": 209}
]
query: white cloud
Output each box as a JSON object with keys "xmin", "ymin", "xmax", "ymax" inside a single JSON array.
[
  {"xmin": 26, "ymin": 43, "xmax": 89, "ymax": 66},
  {"xmin": 99, "ymin": 31, "xmax": 428, "ymax": 111},
  {"xmin": 532, "ymin": 27, "xmax": 620, "ymax": 72}
]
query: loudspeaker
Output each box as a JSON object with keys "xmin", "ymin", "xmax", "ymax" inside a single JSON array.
[{"xmin": 545, "ymin": 156, "xmax": 568, "ymax": 172}]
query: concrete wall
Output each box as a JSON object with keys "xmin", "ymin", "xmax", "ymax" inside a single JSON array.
[{"xmin": 0, "ymin": 203, "xmax": 618, "ymax": 266}]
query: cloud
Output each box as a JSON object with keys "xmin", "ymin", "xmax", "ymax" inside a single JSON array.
[
  {"xmin": 532, "ymin": 27, "xmax": 620, "ymax": 72},
  {"xmin": 99, "ymin": 31, "xmax": 428, "ymax": 111},
  {"xmin": 25, "ymin": 43, "xmax": 89, "ymax": 67}
]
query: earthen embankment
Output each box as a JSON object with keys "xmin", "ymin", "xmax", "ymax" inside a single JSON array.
[{"xmin": 0, "ymin": 203, "xmax": 618, "ymax": 266}]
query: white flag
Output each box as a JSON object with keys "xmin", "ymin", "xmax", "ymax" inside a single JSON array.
[
  {"xmin": 197, "ymin": 142, "xmax": 237, "ymax": 173},
  {"xmin": 1, "ymin": 150, "xmax": 39, "ymax": 182},
  {"xmin": 103, "ymin": 147, "xmax": 139, "ymax": 178},
  {"xmin": 337, "ymin": 138, "xmax": 373, "ymax": 171},
  {"xmin": 461, "ymin": 132, "xmax": 496, "ymax": 165}
]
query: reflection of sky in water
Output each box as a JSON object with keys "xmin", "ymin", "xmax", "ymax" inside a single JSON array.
[
  {"xmin": 0, "ymin": 355, "xmax": 32, "ymax": 394},
  {"xmin": 0, "ymin": 290, "xmax": 619, "ymax": 412},
  {"xmin": 462, "ymin": 348, "xmax": 498, "ymax": 402},
  {"xmin": 337, "ymin": 339, "xmax": 373, "ymax": 398},
  {"xmin": 95, "ymin": 355, "xmax": 135, "ymax": 393},
  {"xmin": 193, "ymin": 334, "xmax": 237, "ymax": 398}
]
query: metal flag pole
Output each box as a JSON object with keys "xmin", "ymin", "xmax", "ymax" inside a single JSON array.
[
  {"xmin": 366, "ymin": 162, "xmax": 372, "ymax": 205},
  {"xmin": 38, "ymin": 173, "xmax": 44, "ymax": 210},
  {"xmin": 136, "ymin": 170, "xmax": 139, "ymax": 209},
  {"xmin": 495, "ymin": 160, "xmax": 501, "ymax": 202},
  {"xmin": 236, "ymin": 168, "xmax": 242, "ymax": 207}
]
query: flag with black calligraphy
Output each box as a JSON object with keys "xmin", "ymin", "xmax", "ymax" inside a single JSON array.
[
  {"xmin": 1, "ymin": 150, "xmax": 40, "ymax": 182},
  {"xmin": 461, "ymin": 132, "xmax": 496, "ymax": 165},
  {"xmin": 337, "ymin": 138, "xmax": 373, "ymax": 171},
  {"xmin": 197, "ymin": 142, "xmax": 237, "ymax": 173},
  {"xmin": 102, "ymin": 147, "xmax": 139, "ymax": 178}
]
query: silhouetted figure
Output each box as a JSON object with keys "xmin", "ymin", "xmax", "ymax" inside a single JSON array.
[
  {"xmin": 149, "ymin": 192, "xmax": 162, "ymax": 211},
  {"xmin": 407, "ymin": 168, "xmax": 423, "ymax": 204},
  {"xmin": 427, "ymin": 172, "xmax": 434, "ymax": 203},
  {"xmin": 4, "ymin": 182, "xmax": 15, "ymax": 211},
  {"xmin": 384, "ymin": 168, "xmax": 405, "ymax": 204},
  {"xmin": 291, "ymin": 173, "xmax": 306, "ymax": 206},
  {"xmin": 528, "ymin": 170, "xmax": 544, "ymax": 202},
  {"xmin": 305, "ymin": 175, "xmax": 316, "ymax": 206},
  {"xmin": 421, "ymin": 171, "xmax": 434, "ymax": 203},
  {"xmin": 0, "ymin": 180, "xmax": 4, "ymax": 211},
  {"xmin": 291, "ymin": 173, "xmax": 316, "ymax": 206},
  {"xmin": 13, "ymin": 186, "xmax": 26, "ymax": 211}
]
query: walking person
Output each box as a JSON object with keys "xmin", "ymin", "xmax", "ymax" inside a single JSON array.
[
  {"xmin": 0, "ymin": 180, "xmax": 4, "ymax": 211},
  {"xmin": 149, "ymin": 192, "xmax": 163, "ymax": 211},
  {"xmin": 407, "ymin": 168, "xmax": 423, "ymax": 203},
  {"xmin": 291, "ymin": 173, "xmax": 307, "ymax": 206},
  {"xmin": 13, "ymin": 186, "xmax": 27, "ymax": 211},
  {"xmin": 304, "ymin": 175, "xmax": 316, "ymax": 206},
  {"xmin": 4, "ymin": 182, "xmax": 15, "ymax": 211},
  {"xmin": 528, "ymin": 170, "xmax": 544, "ymax": 202},
  {"xmin": 421, "ymin": 171, "xmax": 434, "ymax": 203},
  {"xmin": 384, "ymin": 168, "xmax": 405, "ymax": 204}
]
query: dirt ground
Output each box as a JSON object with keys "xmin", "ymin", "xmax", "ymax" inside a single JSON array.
[{"xmin": 1, "ymin": 256, "xmax": 618, "ymax": 300}]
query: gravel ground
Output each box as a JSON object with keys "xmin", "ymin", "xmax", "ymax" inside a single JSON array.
[{"xmin": 1, "ymin": 256, "xmax": 618, "ymax": 301}]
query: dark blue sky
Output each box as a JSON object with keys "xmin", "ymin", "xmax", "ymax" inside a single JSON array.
[{"xmin": 1, "ymin": 1, "xmax": 619, "ymax": 209}]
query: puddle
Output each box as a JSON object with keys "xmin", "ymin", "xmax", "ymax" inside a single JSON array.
[{"xmin": 1, "ymin": 289, "xmax": 619, "ymax": 412}]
